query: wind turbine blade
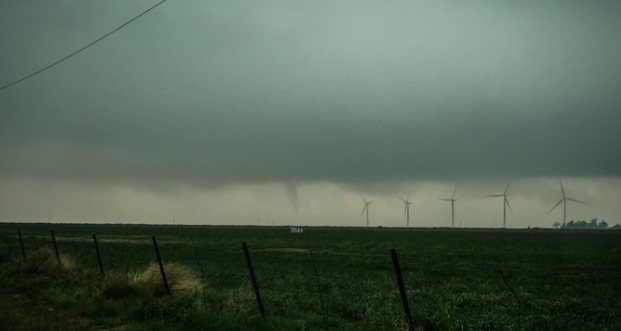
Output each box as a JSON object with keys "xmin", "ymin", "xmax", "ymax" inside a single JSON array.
[
  {"xmin": 547, "ymin": 199, "xmax": 564, "ymax": 214},
  {"xmin": 361, "ymin": 205, "xmax": 367, "ymax": 216},
  {"xmin": 485, "ymin": 194, "xmax": 504, "ymax": 197},
  {"xmin": 505, "ymin": 198, "xmax": 512, "ymax": 213},
  {"xmin": 368, "ymin": 200, "xmax": 374, "ymax": 205},
  {"xmin": 566, "ymin": 197, "xmax": 585, "ymax": 205},
  {"xmin": 504, "ymin": 181, "xmax": 511, "ymax": 194},
  {"xmin": 399, "ymin": 195, "xmax": 406, "ymax": 203},
  {"xmin": 404, "ymin": 205, "xmax": 407, "ymax": 216},
  {"xmin": 440, "ymin": 198, "xmax": 451, "ymax": 201},
  {"xmin": 361, "ymin": 195, "xmax": 367, "ymax": 204},
  {"xmin": 559, "ymin": 179, "xmax": 565, "ymax": 198}
]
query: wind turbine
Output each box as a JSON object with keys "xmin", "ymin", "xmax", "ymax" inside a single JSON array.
[
  {"xmin": 486, "ymin": 182, "xmax": 512, "ymax": 228},
  {"xmin": 361, "ymin": 195, "xmax": 373, "ymax": 227},
  {"xmin": 399, "ymin": 195, "xmax": 412, "ymax": 227},
  {"xmin": 440, "ymin": 188, "xmax": 457, "ymax": 227},
  {"xmin": 547, "ymin": 179, "xmax": 585, "ymax": 226}
]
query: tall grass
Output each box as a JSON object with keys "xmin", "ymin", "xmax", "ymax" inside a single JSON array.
[
  {"xmin": 137, "ymin": 262, "xmax": 200, "ymax": 296},
  {"xmin": 20, "ymin": 248, "xmax": 75, "ymax": 278}
]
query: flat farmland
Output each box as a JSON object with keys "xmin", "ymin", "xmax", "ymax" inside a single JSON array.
[{"xmin": 1, "ymin": 223, "xmax": 620, "ymax": 330}]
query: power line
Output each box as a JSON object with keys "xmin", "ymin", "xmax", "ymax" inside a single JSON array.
[{"xmin": 0, "ymin": 0, "xmax": 168, "ymax": 91}]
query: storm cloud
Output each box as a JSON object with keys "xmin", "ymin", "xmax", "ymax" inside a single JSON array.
[{"xmin": 1, "ymin": 1, "xmax": 620, "ymax": 225}]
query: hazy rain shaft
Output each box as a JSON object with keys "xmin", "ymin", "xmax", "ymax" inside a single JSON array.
[{"xmin": 1, "ymin": 0, "xmax": 620, "ymax": 226}]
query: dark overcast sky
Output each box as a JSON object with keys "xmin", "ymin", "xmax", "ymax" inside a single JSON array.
[{"xmin": 1, "ymin": 1, "xmax": 620, "ymax": 226}]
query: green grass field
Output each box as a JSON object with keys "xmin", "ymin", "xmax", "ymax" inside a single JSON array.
[{"xmin": 1, "ymin": 223, "xmax": 620, "ymax": 330}]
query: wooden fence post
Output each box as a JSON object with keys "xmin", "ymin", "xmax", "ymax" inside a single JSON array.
[
  {"xmin": 151, "ymin": 236, "xmax": 170, "ymax": 295},
  {"xmin": 391, "ymin": 248, "xmax": 414, "ymax": 330},
  {"xmin": 242, "ymin": 242, "xmax": 265, "ymax": 318},
  {"xmin": 93, "ymin": 234, "xmax": 104, "ymax": 275}
]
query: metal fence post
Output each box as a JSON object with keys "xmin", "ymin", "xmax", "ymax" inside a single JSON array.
[
  {"xmin": 51, "ymin": 230, "xmax": 60, "ymax": 265},
  {"xmin": 391, "ymin": 248, "xmax": 414, "ymax": 330},
  {"xmin": 17, "ymin": 228, "xmax": 26, "ymax": 261},
  {"xmin": 93, "ymin": 234, "xmax": 104, "ymax": 275},
  {"xmin": 151, "ymin": 236, "xmax": 170, "ymax": 295},
  {"xmin": 242, "ymin": 242, "xmax": 265, "ymax": 318}
]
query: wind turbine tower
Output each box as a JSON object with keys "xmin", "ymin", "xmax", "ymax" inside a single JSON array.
[
  {"xmin": 440, "ymin": 188, "xmax": 457, "ymax": 227},
  {"xmin": 547, "ymin": 179, "xmax": 585, "ymax": 225},
  {"xmin": 361, "ymin": 195, "xmax": 374, "ymax": 227},
  {"xmin": 400, "ymin": 195, "xmax": 412, "ymax": 227},
  {"xmin": 486, "ymin": 182, "xmax": 512, "ymax": 228}
]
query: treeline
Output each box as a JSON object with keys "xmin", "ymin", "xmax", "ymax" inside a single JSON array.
[{"xmin": 558, "ymin": 218, "xmax": 621, "ymax": 230}]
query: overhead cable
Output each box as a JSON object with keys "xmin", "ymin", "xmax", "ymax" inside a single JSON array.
[{"xmin": 0, "ymin": 0, "xmax": 168, "ymax": 91}]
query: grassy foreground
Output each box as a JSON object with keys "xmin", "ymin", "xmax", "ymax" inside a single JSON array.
[{"xmin": 1, "ymin": 223, "xmax": 620, "ymax": 330}]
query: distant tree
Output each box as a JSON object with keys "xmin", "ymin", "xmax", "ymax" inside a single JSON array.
[
  {"xmin": 553, "ymin": 221, "xmax": 561, "ymax": 230},
  {"xmin": 563, "ymin": 218, "xmax": 610, "ymax": 230},
  {"xmin": 611, "ymin": 223, "xmax": 621, "ymax": 230},
  {"xmin": 589, "ymin": 218, "xmax": 598, "ymax": 229}
]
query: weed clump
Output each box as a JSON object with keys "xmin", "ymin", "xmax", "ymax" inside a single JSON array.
[
  {"xmin": 220, "ymin": 285, "xmax": 255, "ymax": 316},
  {"xmin": 137, "ymin": 262, "xmax": 200, "ymax": 296},
  {"xmin": 21, "ymin": 248, "xmax": 75, "ymax": 278}
]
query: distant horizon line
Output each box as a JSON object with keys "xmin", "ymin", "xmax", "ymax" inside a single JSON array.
[{"xmin": 2, "ymin": 221, "xmax": 620, "ymax": 231}]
